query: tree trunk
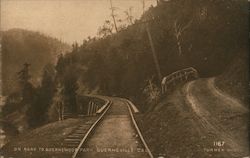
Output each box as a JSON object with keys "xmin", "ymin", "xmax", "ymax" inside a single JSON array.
[{"xmin": 177, "ymin": 39, "xmax": 182, "ymax": 56}]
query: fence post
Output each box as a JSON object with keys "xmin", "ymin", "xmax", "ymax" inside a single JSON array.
[
  {"xmin": 87, "ymin": 102, "xmax": 90, "ymax": 116},
  {"xmin": 90, "ymin": 102, "xmax": 94, "ymax": 116}
]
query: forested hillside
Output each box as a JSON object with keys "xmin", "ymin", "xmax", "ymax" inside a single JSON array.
[
  {"xmin": 1, "ymin": 1, "xmax": 248, "ymax": 157},
  {"xmin": 2, "ymin": 0, "xmax": 247, "ymax": 131},
  {"xmin": 56, "ymin": 0, "xmax": 248, "ymax": 111},
  {"xmin": 1, "ymin": 29, "xmax": 71, "ymax": 95}
]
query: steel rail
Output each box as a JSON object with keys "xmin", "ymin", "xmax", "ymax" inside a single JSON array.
[
  {"xmin": 126, "ymin": 100, "xmax": 154, "ymax": 158},
  {"xmin": 71, "ymin": 98, "xmax": 111, "ymax": 158},
  {"xmin": 96, "ymin": 100, "xmax": 110, "ymax": 114}
]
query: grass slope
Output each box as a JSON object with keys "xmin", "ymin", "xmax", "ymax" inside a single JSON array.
[
  {"xmin": 2, "ymin": 118, "xmax": 86, "ymax": 158},
  {"xmin": 136, "ymin": 78, "xmax": 248, "ymax": 158}
]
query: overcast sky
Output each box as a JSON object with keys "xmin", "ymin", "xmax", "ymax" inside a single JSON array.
[{"xmin": 1, "ymin": 0, "xmax": 156, "ymax": 44}]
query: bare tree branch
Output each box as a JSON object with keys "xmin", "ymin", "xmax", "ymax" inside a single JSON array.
[
  {"xmin": 109, "ymin": 0, "xmax": 118, "ymax": 33},
  {"xmin": 124, "ymin": 7, "xmax": 134, "ymax": 25},
  {"xmin": 173, "ymin": 18, "xmax": 193, "ymax": 55}
]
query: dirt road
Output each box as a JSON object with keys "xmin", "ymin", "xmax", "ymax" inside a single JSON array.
[{"xmin": 184, "ymin": 78, "xmax": 249, "ymax": 157}]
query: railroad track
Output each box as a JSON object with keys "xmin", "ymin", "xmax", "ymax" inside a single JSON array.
[
  {"xmin": 125, "ymin": 99, "xmax": 154, "ymax": 158},
  {"xmin": 63, "ymin": 116, "xmax": 101, "ymax": 148},
  {"xmin": 62, "ymin": 97, "xmax": 111, "ymax": 158},
  {"xmin": 71, "ymin": 97, "xmax": 153, "ymax": 158}
]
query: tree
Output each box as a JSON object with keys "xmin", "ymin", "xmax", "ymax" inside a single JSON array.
[
  {"xmin": 17, "ymin": 63, "xmax": 31, "ymax": 83},
  {"xmin": 124, "ymin": 7, "xmax": 134, "ymax": 25},
  {"xmin": 142, "ymin": 77, "xmax": 161, "ymax": 111},
  {"xmin": 38, "ymin": 64, "xmax": 56, "ymax": 118},
  {"xmin": 27, "ymin": 64, "xmax": 56, "ymax": 127},
  {"xmin": 17, "ymin": 63, "xmax": 34, "ymax": 105},
  {"xmin": 48, "ymin": 83, "xmax": 64, "ymax": 121},
  {"xmin": 55, "ymin": 54, "xmax": 66, "ymax": 84},
  {"xmin": 54, "ymin": 51, "xmax": 79, "ymax": 115},
  {"xmin": 72, "ymin": 42, "xmax": 79, "ymax": 53},
  {"xmin": 97, "ymin": 20, "xmax": 114, "ymax": 38},
  {"xmin": 62, "ymin": 65, "xmax": 79, "ymax": 113},
  {"xmin": 173, "ymin": 18, "xmax": 193, "ymax": 56},
  {"xmin": 109, "ymin": 0, "xmax": 118, "ymax": 33}
]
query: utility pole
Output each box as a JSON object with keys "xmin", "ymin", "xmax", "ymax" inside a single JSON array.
[
  {"xmin": 146, "ymin": 24, "xmax": 162, "ymax": 83},
  {"xmin": 141, "ymin": 0, "xmax": 162, "ymax": 83},
  {"xmin": 156, "ymin": 0, "xmax": 159, "ymax": 5},
  {"xmin": 109, "ymin": 0, "xmax": 118, "ymax": 33},
  {"xmin": 142, "ymin": 0, "xmax": 145, "ymax": 14}
]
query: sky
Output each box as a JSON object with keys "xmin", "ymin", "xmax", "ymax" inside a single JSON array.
[{"xmin": 1, "ymin": 0, "xmax": 156, "ymax": 44}]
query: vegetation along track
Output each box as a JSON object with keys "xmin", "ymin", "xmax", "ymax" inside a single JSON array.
[{"xmin": 73, "ymin": 97, "xmax": 153, "ymax": 158}]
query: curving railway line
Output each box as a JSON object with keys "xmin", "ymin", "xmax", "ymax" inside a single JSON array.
[{"xmin": 70, "ymin": 96, "xmax": 153, "ymax": 158}]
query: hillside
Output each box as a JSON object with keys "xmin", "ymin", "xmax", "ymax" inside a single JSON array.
[
  {"xmin": 1, "ymin": 29, "xmax": 71, "ymax": 95},
  {"xmin": 57, "ymin": 0, "xmax": 248, "ymax": 112},
  {"xmin": 136, "ymin": 77, "xmax": 249, "ymax": 158},
  {"xmin": 215, "ymin": 50, "xmax": 249, "ymax": 105},
  {"xmin": 0, "ymin": 1, "xmax": 248, "ymax": 157}
]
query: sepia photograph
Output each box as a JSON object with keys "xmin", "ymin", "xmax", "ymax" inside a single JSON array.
[{"xmin": 0, "ymin": 0, "xmax": 249, "ymax": 158}]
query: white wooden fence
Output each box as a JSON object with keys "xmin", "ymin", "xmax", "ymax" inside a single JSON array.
[{"xmin": 161, "ymin": 67, "xmax": 199, "ymax": 94}]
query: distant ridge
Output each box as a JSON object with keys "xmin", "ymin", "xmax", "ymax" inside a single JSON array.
[{"xmin": 1, "ymin": 28, "xmax": 71, "ymax": 95}]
